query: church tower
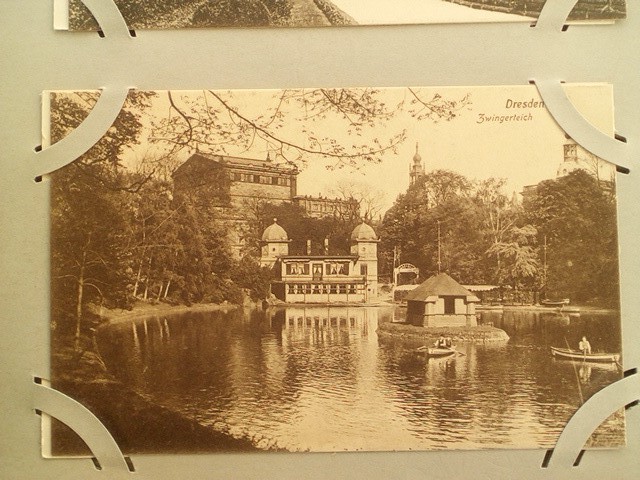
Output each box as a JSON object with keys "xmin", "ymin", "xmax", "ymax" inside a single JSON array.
[
  {"xmin": 557, "ymin": 142, "xmax": 582, "ymax": 178},
  {"xmin": 409, "ymin": 142, "xmax": 425, "ymax": 185}
]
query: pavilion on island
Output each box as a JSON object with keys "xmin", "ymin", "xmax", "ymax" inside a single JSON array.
[{"xmin": 405, "ymin": 273, "xmax": 480, "ymax": 327}]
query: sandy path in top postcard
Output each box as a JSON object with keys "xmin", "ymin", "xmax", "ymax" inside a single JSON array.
[
  {"xmin": 45, "ymin": 84, "xmax": 625, "ymax": 456},
  {"xmin": 56, "ymin": 0, "xmax": 626, "ymax": 30}
]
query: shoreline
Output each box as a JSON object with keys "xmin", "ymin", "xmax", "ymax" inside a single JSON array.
[
  {"xmin": 96, "ymin": 300, "xmax": 241, "ymax": 326},
  {"xmin": 52, "ymin": 300, "xmax": 270, "ymax": 455}
]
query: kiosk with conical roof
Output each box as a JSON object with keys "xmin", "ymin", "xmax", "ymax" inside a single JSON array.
[{"xmin": 405, "ymin": 273, "xmax": 480, "ymax": 327}]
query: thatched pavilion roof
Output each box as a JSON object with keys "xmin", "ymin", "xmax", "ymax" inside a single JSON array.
[{"xmin": 405, "ymin": 273, "xmax": 478, "ymax": 302}]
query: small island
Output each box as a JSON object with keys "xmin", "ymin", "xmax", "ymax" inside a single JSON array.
[{"xmin": 377, "ymin": 272, "xmax": 510, "ymax": 346}]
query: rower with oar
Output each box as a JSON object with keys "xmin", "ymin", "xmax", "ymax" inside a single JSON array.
[{"xmin": 578, "ymin": 336, "xmax": 592, "ymax": 355}]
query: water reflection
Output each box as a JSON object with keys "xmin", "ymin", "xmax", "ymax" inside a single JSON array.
[{"xmin": 96, "ymin": 306, "xmax": 623, "ymax": 452}]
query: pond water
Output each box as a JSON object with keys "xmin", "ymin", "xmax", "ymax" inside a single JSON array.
[{"xmin": 97, "ymin": 306, "xmax": 622, "ymax": 452}]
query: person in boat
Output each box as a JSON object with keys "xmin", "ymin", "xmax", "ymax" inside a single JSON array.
[
  {"xmin": 578, "ymin": 336, "xmax": 592, "ymax": 355},
  {"xmin": 434, "ymin": 336, "xmax": 448, "ymax": 349},
  {"xmin": 445, "ymin": 336, "xmax": 452, "ymax": 348}
]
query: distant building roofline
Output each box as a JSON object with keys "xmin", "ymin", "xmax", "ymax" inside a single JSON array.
[
  {"xmin": 281, "ymin": 255, "xmax": 359, "ymax": 261},
  {"xmin": 175, "ymin": 152, "xmax": 299, "ymax": 177}
]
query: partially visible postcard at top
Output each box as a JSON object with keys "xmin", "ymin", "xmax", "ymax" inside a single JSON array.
[
  {"xmin": 55, "ymin": 0, "xmax": 626, "ymax": 30},
  {"xmin": 45, "ymin": 84, "xmax": 625, "ymax": 455}
]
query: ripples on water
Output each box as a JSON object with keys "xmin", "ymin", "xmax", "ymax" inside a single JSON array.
[{"xmin": 98, "ymin": 307, "xmax": 622, "ymax": 452}]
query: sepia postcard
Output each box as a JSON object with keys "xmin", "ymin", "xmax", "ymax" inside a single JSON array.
[
  {"xmin": 46, "ymin": 84, "xmax": 625, "ymax": 455},
  {"xmin": 55, "ymin": 0, "xmax": 626, "ymax": 30}
]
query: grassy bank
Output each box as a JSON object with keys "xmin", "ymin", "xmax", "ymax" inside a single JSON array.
[
  {"xmin": 377, "ymin": 321, "xmax": 510, "ymax": 347},
  {"xmin": 51, "ymin": 301, "xmax": 268, "ymax": 455}
]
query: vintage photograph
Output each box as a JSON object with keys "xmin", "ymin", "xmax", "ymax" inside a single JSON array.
[
  {"xmin": 47, "ymin": 84, "xmax": 624, "ymax": 455},
  {"xmin": 59, "ymin": 0, "xmax": 626, "ymax": 30}
]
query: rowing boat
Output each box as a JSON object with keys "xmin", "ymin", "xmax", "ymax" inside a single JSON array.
[
  {"xmin": 550, "ymin": 346, "xmax": 620, "ymax": 363},
  {"xmin": 416, "ymin": 345, "xmax": 456, "ymax": 357},
  {"xmin": 541, "ymin": 298, "xmax": 570, "ymax": 307}
]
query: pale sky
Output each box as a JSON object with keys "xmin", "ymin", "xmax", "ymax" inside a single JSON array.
[{"xmin": 121, "ymin": 84, "xmax": 615, "ymax": 213}]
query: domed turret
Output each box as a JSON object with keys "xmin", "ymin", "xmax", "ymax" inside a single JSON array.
[
  {"xmin": 261, "ymin": 218, "xmax": 288, "ymax": 242},
  {"xmin": 260, "ymin": 219, "xmax": 290, "ymax": 268},
  {"xmin": 413, "ymin": 142, "xmax": 422, "ymax": 163},
  {"xmin": 350, "ymin": 221, "xmax": 378, "ymax": 242},
  {"xmin": 350, "ymin": 221, "xmax": 379, "ymax": 300}
]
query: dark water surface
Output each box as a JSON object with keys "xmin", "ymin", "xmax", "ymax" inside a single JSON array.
[{"xmin": 97, "ymin": 307, "xmax": 622, "ymax": 451}]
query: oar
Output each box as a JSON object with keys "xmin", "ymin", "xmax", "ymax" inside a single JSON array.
[{"xmin": 564, "ymin": 337, "xmax": 584, "ymax": 405}]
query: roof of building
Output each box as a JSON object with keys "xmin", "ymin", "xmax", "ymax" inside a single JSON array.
[
  {"xmin": 175, "ymin": 153, "xmax": 299, "ymax": 177},
  {"xmin": 405, "ymin": 273, "xmax": 478, "ymax": 301},
  {"xmin": 462, "ymin": 284, "xmax": 500, "ymax": 292},
  {"xmin": 261, "ymin": 219, "xmax": 289, "ymax": 242},
  {"xmin": 281, "ymin": 255, "xmax": 358, "ymax": 261},
  {"xmin": 292, "ymin": 195, "xmax": 359, "ymax": 205},
  {"xmin": 350, "ymin": 221, "xmax": 378, "ymax": 242}
]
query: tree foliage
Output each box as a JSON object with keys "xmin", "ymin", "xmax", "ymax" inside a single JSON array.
[
  {"xmin": 379, "ymin": 170, "xmax": 486, "ymax": 283},
  {"xmin": 241, "ymin": 200, "xmax": 360, "ymax": 257},
  {"xmin": 379, "ymin": 167, "xmax": 619, "ymax": 306},
  {"xmin": 49, "ymin": 87, "xmax": 470, "ymax": 350},
  {"xmin": 151, "ymin": 88, "xmax": 469, "ymax": 169},
  {"xmin": 524, "ymin": 170, "xmax": 619, "ymax": 306}
]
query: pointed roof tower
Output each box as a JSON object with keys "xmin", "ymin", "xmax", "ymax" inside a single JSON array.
[{"xmin": 410, "ymin": 142, "xmax": 425, "ymax": 185}]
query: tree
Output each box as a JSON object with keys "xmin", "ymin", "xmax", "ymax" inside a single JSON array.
[
  {"xmin": 49, "ymin": 87, "xmax": 472, "ymax": 331},
  {"xmin": 241, "ymin": 200, "xmax": 360, "ymax": 257},
  {"xmin": 422, "ymin": 169, "xmax": 472, "ymax": 208},
  {"xmin": 487, "ymin": 225, "xmax": 540, "ymax": 290},
  {"xmin": 51, "ymin": 166, "xmax": 134, "ymax": 351},
  {"xmin": 379, "ymin": 170, "xmax": 486, "ymax": 282},
  {"xmin": 473, "ymin": 178, "xmax": 519, "ymax": 282},
  {"xmin": 50, "ymin": 92, "xmax": 154, "ymax": 351},
  {"xmin": 229, "ymin": 256, "xmax": 274, "ymax": 301},
  {"xmin": 151, "ymin": 88, "xmax": 469, "ymax": 168},
  {"xmin": 329, "ymin": 179, "xmax": 386, "ymax": 223},
  {"xmin": 524, "ymin": 170, "xmax": 619, "ymax": 306}
]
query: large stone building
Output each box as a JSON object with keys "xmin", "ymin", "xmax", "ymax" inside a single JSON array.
[
  {"xmin": 172, "ymin": 152, "xmax": 299, "ymax": 209},
  {"xmin": 261, "ymin": 219, "xmax": 379, "ymax": 303},
  {"xmin": 292, "ymin": 195, "xmax": 359, "ymax": 220},
  {"xmin": 172, "ymin": 152, "xmax": 360, "ymax": 255}
]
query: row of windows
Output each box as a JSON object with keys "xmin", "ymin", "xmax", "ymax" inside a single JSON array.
[
  {"xmin": 287, "ymin": 284, "xmax": 360, "ymax": 295},
  {"xmin": 287, "ymin": 316, "xmax": 358, "ymax": 326},
  {"xmin": 286, "ymin": 262, "xmax": 351, "ymax": 276},
  {"xmin": 285, "ymin": 263, "xmax": 368, "ymax": 276},
  {"xmin": 298, "ymin": 201, "xmax": 356, "ymax": 213},
  {"xmin": 229, "ymin": 172, "xmax": 291, "ymax": 186}
]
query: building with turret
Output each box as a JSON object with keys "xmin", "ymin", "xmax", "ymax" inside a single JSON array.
[
  {"xmin": 521, "ymin": 141, "xmax": 615, "ymax": 202},
  {"xmin": 261, "ymin": 220, "xmax": 379, "ymax": 303},
  {"xmin": 172, "ymin": 152, "xmax": 361, "ymax": 256}
]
